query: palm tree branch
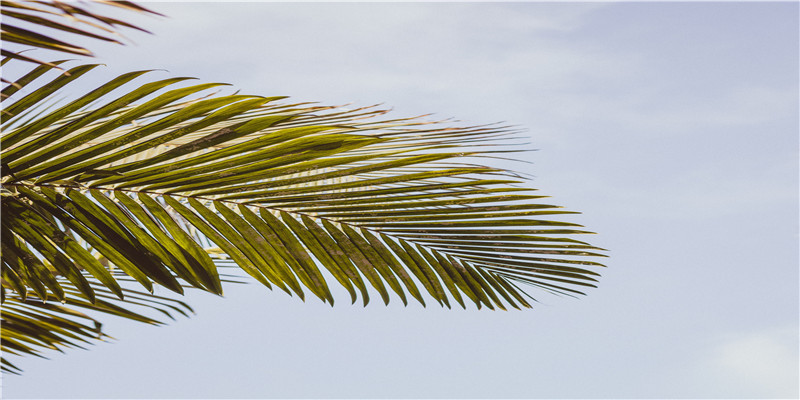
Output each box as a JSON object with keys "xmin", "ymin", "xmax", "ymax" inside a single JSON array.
[{"xmin": 1, "ymin": 61, "xmax": 605, "ymax": 315}]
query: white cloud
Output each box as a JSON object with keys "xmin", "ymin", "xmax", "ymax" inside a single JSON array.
[{"xmin": 693, "ymin": 326, "xmax": 799, "ymax": 398}]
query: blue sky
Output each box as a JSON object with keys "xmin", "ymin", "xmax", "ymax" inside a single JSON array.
[{"xmin": 3, "ymin": 2, "xmax": 798, "ymax": 398}]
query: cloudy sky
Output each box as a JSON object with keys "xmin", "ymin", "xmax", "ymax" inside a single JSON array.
[{"xmin": 3, "ymin": 1, "xmax": 798, "ymax": 399}]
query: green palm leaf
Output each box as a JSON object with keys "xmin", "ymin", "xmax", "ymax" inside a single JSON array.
[
  {"xmin": 0, "ymin": 276, "xmax": 194, "ymax": 375},
  {"xmin": 1, "ymin": 0, "xmax": 606, "ymax": 373},
  {"xmin": 2, "ymin": 61, "xmax": 604, "ymax": 306}
]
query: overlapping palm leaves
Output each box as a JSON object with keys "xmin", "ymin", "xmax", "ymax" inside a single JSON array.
[
  {"xmin": 0, "ymin": 0, "xmax": 606, "ymax": 373},
  {"xmin": 1, "ymin": 273, "xmax": 195, "ymax": 374},
  {"xmin": 1, "ymin": 0, "xmax": 160, "ymax": 67}
]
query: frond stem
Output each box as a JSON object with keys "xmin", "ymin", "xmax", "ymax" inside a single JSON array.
[{"xmin": 2, "ymin": 181, "xmax": 385, "ymax": 235}]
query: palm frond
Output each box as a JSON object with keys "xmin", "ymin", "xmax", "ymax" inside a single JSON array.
[
  {"xmin": 0, "ymin": 276, "xmax": 194, "ymax": 375},
  {"xmin": 0, "ymin": 0, "xmax": 160, "ymax": 65},
  {"xmin": 1, "ymin": 0, "xmax": 606, "ymax": 374},
  {"xmin": 1, "ymin": 61, "xmax": 605, "ymax": 314}
]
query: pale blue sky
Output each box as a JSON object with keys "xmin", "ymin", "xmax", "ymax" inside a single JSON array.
[{"xmin": 3, "ymin": 2, "xmax": 798, "ymax": 399}]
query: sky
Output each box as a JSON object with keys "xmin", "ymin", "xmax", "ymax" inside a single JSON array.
[{"xmin": 2, "ymin": 1, "xmax": 798, "ymax": 399}]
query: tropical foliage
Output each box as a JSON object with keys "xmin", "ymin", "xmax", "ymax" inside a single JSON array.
[{"xmin": 0, "ymin": 0, "xmax": 606, "ymax": 373}]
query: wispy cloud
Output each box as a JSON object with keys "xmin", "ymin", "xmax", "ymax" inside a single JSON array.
[{"xmin": 692, "ymin": 326, "xmax": 799, "ymax": 398}]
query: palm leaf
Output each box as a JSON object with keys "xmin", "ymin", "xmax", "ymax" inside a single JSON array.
[
  {"xmin": 2, "ymin": 61, "xmax": 604, "ymax": 308},
  {"xmin": 0, "ymin": 0, "xmax": 160, "ymax": 64},
  {"xmin": 1, "ymin": 0, "xmax": 606, "ymax": 373},
  {"xmin": 0, "ymin": 275, "xmax": 194, "ymax": 375}
]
